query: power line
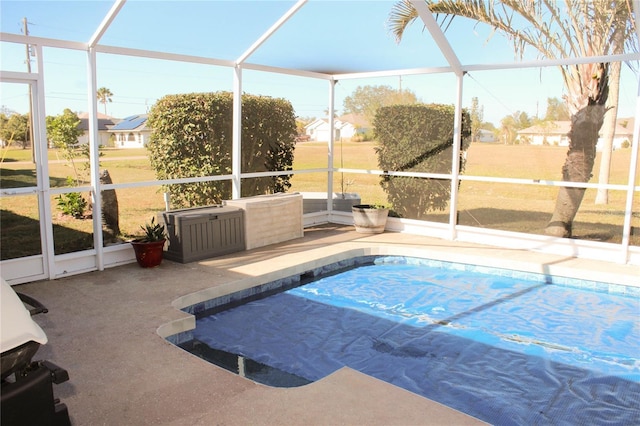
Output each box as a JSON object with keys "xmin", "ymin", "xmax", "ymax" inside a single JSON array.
[{"xmin": 465, "ymin": 72, "xmax": 518, "ymax": 120}]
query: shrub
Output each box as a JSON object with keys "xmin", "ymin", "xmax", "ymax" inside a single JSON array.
[
  {"xmin": 56, "ymin": 177, "xmax": 88, "ymax": 218},
  {"xmin": 351, "ymin": 130, "xmax": 374, "ymax": 142},
  {"xmin": 374, "ymin": 104, "xmax": 471, "ymax": 219},
  {"xmin": 146, "ymin": 92, "xmax": 296, "ymax": 208},
  {"xmin": 138, "ymin": 217, "xmax": 166, "ymax": 242}
]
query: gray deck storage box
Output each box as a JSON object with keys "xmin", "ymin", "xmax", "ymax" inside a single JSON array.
[{"xmin": 161, "ymin": 206, "xmax": 245, "ymax": 263}]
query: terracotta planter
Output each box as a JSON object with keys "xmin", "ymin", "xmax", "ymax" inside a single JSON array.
[
  {"xmin": 352, "ymin": 204, "xmax": 389, "ymax": 234},
  {"xmin": 131, "ymin": 239, "xmax": 165, "ymax": 268}
]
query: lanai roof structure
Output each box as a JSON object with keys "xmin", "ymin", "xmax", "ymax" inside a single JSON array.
[
  {"xmin": 1, "ymin": 2, "xmax": 640, "ymax": 424},
  {"xmin": 1, "ymin": 0, "xmax": 639, "ymax": 284}
]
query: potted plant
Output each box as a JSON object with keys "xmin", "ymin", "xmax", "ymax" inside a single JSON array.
[
  {"xmin": 131, "ymin": 217, "xmax": 166, "ymax": 268},
  {"xmin": 352, "ymin": 204, "xmax": 389, "ymax": 234}
]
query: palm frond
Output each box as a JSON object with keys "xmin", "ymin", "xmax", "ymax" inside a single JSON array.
[
  {"xmin": 388, "ymin": 0, "xmax": 419, "ymax": 43},
  {"xmin": 387, "ymin": 0, "xmax": 636, "ymax": 60}
]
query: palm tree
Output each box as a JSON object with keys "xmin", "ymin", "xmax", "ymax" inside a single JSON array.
[
  {"xmin": 500, "ymin": 111, "xmax": 531, "ymax": 145},
  {"xmin": 96, "ymin": 87, "xmax": 114, "ymax": 116},
  {"xmin": 387, "ymin": 0, "xmax": 637, "ymax": 237}
]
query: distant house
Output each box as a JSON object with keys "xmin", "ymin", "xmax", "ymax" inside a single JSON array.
[
  {"xmin": 108, "ymin": 114, "xmax": 151, "ymax": 149},
  {"xmin": 339, "ymin": 113, "xmax": 371, "ymax": 133},
  {"xmin": 304, "ymin": 114, "xmax": 370, "ymax": 142},
  {"xmin": 517, "ymin": 120, "xmax": 633, "ymax": 149},
  {"xmin": 476, "ymin": 129, "xmax": 497, "ymax": 143},
  {"xmin": 517, "ymin": 121, "xmax": 572, "ymax": 146},
  {"xmin": 77, "ymin": 112, "xmax": 116, "ymax": 146}
]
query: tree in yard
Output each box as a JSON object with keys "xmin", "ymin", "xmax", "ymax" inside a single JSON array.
[
  {"xmin": 296, "ymin": 117, "xmax": 314, "ymax": 135},
  {"xmin": 469, "ymin": 96, "xmax": 484, "ymax": 142},
  {"xmin": 96, "ymin": 87, "xmax": 113, "ymax": 116},
  {"xmin": 0, "ymin": 113, "xmax": 6, "ymax": 146},
  {"xmin": 343, "ymin": 84, "xmax": 419, "ymax": 124},
  {"xmin": 47, "ymin": 109, "xmax": 89, "ymax": 218},
  {"xmin": 0, "ymin": 113, "xmax": 30, "ymax": 149},
  {"xmin": 387, "ymin": 0, "xmax": 637, "ymax": 237},
  {"xmin": 499, "ymin": 111, "xmax": 531, "ymax": 145},
  {"xmin": 544, "ymin": 97, "xmax": 570, "ymax": 121},
  {"xmin": 47, "ymin": 109, "xmax": 84, "ymax": 184}
]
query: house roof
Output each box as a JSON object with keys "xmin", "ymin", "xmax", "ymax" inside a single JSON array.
[
  {"xmin": 304, "ymin": 118, "xmax": 325, "ymax": 129},
  {"xmin": 612, "ymin": 123, "xmax": 634, "ymax": 136},
  {"xmin": 338, "ymin": 114, "xmax": 371, "ymax": 129},
  {"xmin": 618, "ymin": 117, "xmax": 635, "ymax": 131},
  {"xmin": 76, "ymin": 112, "xmax": 116, "ymax": 131},
  {"xmin": 77, "ymin": 112, "xmax": 116, "ymax": 120},
  {"xmin": 108, "ymin": 114, "xmax": 148, "ymax": 132}
]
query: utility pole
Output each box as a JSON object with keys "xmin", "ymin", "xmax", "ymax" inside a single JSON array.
[
  {"xmin": 23, "ymin": 18, "xmax": 31, "ymax": 74},
  {"xmin": 23, "ymin": 17, "xmax": 35, "ymax": 163}
]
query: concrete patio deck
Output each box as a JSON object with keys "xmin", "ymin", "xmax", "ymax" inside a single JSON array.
[{"xmin": 14, "ymin": 224, "xmax": 639, "ymax": 425}]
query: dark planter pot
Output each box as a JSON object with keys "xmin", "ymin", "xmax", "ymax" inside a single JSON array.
[
  {"xmin": 352, "ymin": 204, "xmax": 389, "ymax": 234},
  {"xmin": 131, "ymin": 240, "xmax": 165, "ymax": 268}
]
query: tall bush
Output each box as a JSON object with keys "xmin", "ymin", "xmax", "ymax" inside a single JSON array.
[
  {"xmin": 374, "ymin": 104, "xmax": 471, "ymax": 219},
  {"xmin": 147, "ymin": 92, "xmax": 296, "ymax": 208}
]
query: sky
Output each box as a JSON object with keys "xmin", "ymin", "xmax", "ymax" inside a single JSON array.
[{"xmin": 1, "ymin": 0, "xmax": 638, "ymax": 126}]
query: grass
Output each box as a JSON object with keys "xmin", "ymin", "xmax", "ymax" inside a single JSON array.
[{"xmin": 1, "ymin": 143, "xmax": 638, "ymax": 259}]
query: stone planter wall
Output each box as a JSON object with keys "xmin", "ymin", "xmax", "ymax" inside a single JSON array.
[{"xmin": 301, "ymin": 192, "xmax": 361, "ymax": 214}]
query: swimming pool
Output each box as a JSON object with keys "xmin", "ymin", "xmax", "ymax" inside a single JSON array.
[{"xmin": 169, "ymin": 256, "xmax": 640, "ymax": 425}]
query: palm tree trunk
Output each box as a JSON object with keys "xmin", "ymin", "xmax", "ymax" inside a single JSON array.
[
  {"xmin": 594, "ymin": 53, "xmax": 623, "ymax": 204},
  {"xmin": 545, "ymin": 103, "xmax": 606, "ymax": 237}
]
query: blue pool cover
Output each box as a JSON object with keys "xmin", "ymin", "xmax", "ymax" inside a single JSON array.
[{"xmin": 192, "ymin": 259, "xmax": 640, "ymax": 425}]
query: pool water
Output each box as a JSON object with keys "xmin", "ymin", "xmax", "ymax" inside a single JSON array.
[{"xmin": 180, "ymin": 257, "xmax": 640, "ymax": 425}]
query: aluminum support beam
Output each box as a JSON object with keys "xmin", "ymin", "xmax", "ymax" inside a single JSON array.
[
  {"xmin": 32, "ymin": 45, "xmax": 55, "ymax": 280},
  {"xmin": 410, "ymin": 0, "xmax": 463, "ymax": 76},
  {"xmin": 236, "ymin": 0, "xmax": 307, "ymax": 65},
  {"xmin": 620, "ymin": 70, "xmax": 640, "ymax": 263},
  {"xmin": 86, "ymin": 47, "xmax": 104, "ymax": 270},
  {"xmin": 89, "ymin": 0, "xmax": 127, "ymax": 48},
  {"xmin": 232, "ymin": 66, "xmax": 242, "ymax": 199},
  {"xmin": 327, "ymin": 80, "xmax": 337, "ymax": 212},
  {"xmin": 449, "ymin": 73, "xmax": 464, "ymax": 240}
]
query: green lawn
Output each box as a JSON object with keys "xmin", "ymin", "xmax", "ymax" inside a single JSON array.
[{"xmin": 1, "ymin": 143, "xmax": 638, "ymax": 260}]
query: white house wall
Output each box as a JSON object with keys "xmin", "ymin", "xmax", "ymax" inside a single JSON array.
[
  {"xmin": 77, "ymin": 131, "xmax": 111, "ymax": 147},
  {"xmin": 113, "ymin": 132, "xmax": 148, "ymax": 148},
  {"xmin": 306, "ymin": 119, "xmax": 357, "ymax": 141}
]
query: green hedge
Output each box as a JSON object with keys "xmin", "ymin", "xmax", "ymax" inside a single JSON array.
[
  {"xmin": 374, "ymin": 104, "xmax": 471, "ymax": 219},
  {"xmin": 147, "ymin": 92, "xmax": 296, "ymax": 208}
]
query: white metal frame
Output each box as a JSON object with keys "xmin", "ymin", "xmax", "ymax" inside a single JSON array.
[
  {"xmin": 0, "ymin": 44, "xmax": 54, "ymax": 282},
  {"xmin": 0, "ymin": 0, "xmax": 639, "ymax": 284}
]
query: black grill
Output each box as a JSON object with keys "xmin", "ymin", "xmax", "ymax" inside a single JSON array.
[{"xmin": 1, "ymin": 288, "xmax": 71, "ymax": 426}]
